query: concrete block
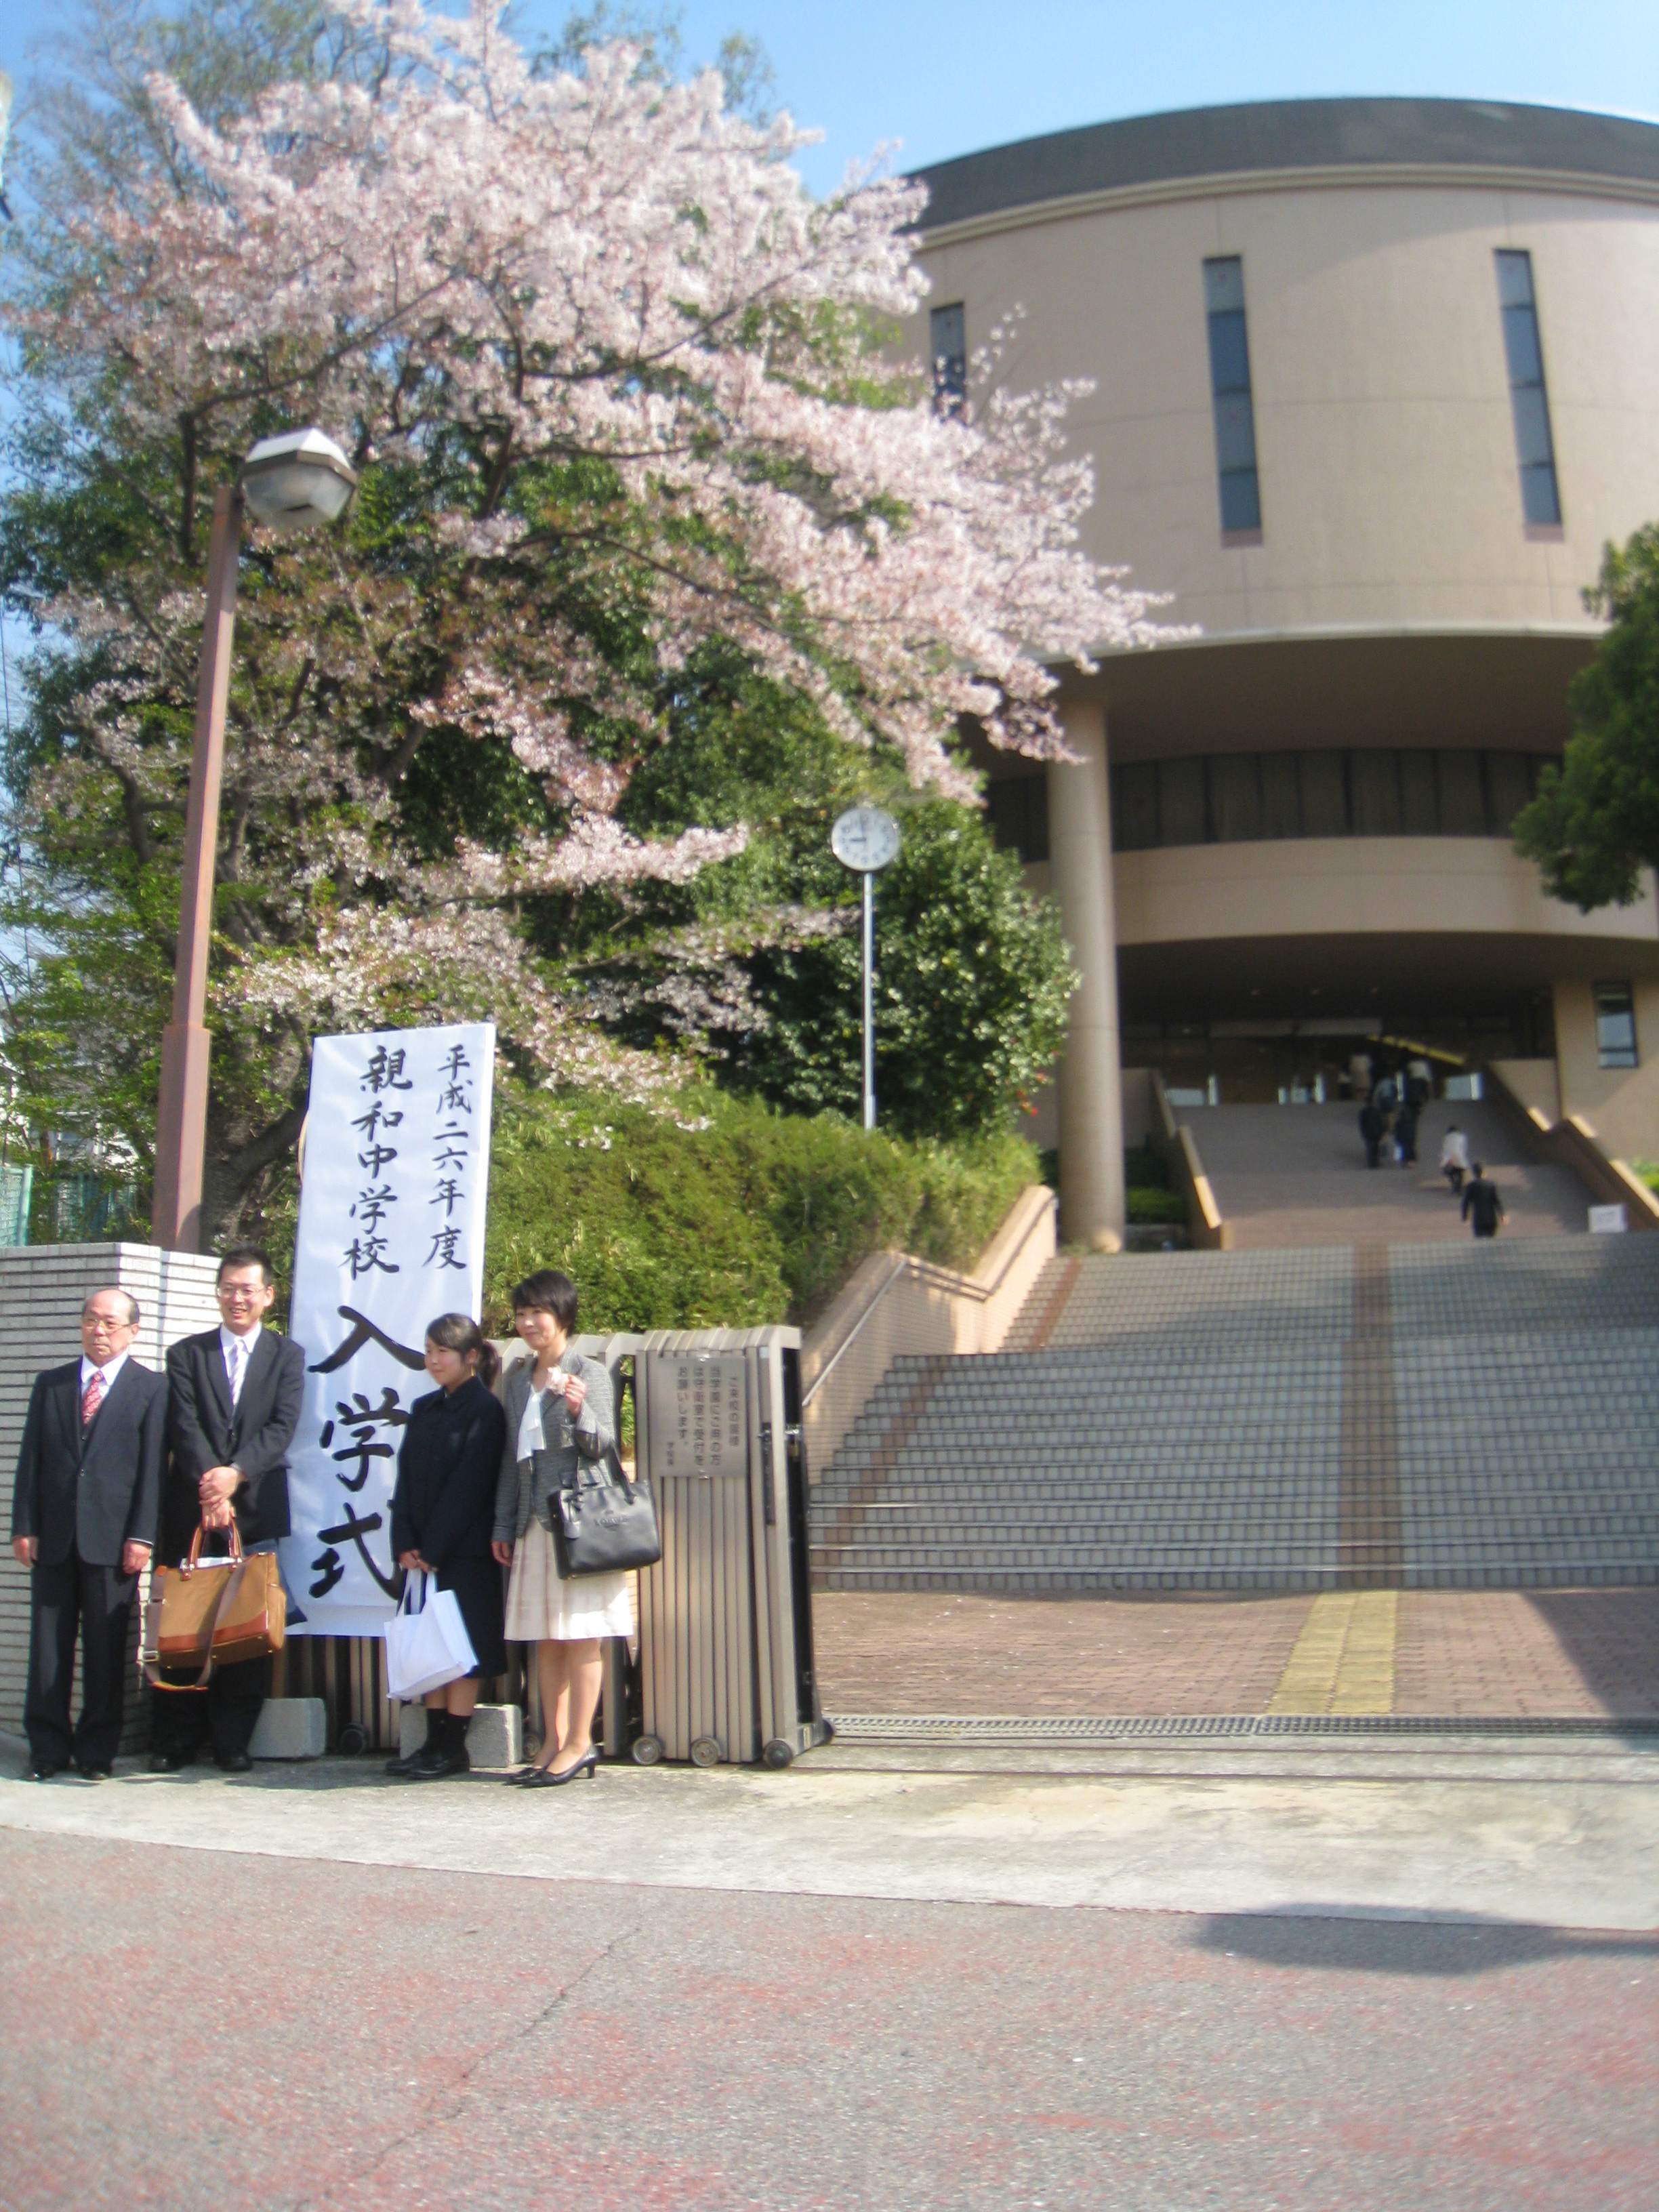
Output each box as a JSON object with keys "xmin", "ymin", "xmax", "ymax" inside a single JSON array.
[
  {"xmin": 250, "ymin": 1697, "xmax": 327, "ymax": 1761},
  {"xmin": 397, "ymin": 1700, "xmax": 523, "ymax": 1769}
]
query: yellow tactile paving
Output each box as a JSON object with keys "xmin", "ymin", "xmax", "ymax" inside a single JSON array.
[{"xmin": 1267, "ymin": 1591, "xmax": 1398, "ymax": 1715}]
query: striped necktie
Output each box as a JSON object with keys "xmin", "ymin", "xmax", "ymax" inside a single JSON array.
[{"xmin": 226, "ymin": 1336, "xmax": 247, "ymax": 1408}]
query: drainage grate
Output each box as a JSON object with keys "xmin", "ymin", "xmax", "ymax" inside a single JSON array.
[{"xmin": 825, "ymin": 1712, "xmax": 1659, "ymax": 1743}]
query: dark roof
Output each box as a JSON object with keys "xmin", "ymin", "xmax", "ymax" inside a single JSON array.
[{"xmin": 911, "ymin": 97, "xmax": 1659, "ymax": 232}]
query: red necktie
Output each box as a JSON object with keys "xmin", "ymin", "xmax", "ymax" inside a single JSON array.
[{"xmin": 81, "ymin": 1371, "xmax": 104, "ymax": 1427}]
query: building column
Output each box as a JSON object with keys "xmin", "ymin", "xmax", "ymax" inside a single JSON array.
[{"xmin": 1045, "ymin": 695, "xmax": 1125, "ymax": 1248}]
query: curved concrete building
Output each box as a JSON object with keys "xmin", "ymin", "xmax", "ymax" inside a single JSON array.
[{"xmin": 909, "ymin": 98, "xmax": 1659, "ymax": 1237}]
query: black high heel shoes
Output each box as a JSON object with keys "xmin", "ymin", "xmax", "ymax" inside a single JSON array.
[{"xmin": 524, "ymin": 1748, "xmax": 598, "ymax": 1788}]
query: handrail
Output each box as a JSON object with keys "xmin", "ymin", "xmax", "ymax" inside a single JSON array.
[
  {"xmin": 797, "ymin": 1182, "xmax": 1058, "ymax": 1471},
  {"xmin": 800, "ymin": 1254, "xmax": 909, "ymax": 1409},
  {"xmin": 801, "ymin": 1183, "xmax": 1058, "ymax": 1406}
]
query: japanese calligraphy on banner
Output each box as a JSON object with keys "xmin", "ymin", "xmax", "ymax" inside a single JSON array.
[{"xmin": 281, "ymin": 1025, "xmax": 495, "ymax": 1637}]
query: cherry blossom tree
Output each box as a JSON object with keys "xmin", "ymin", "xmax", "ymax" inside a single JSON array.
[{"xmin": 1, "ymin": 0, "xmax": 1170, "ymax": 1237}]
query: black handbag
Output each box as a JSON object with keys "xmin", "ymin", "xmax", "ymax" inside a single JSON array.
[{"xmin": 553, "ymin": 1460, "xmax": 663, "ymax": 1578}]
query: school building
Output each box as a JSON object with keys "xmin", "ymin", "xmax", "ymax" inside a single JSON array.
[{"xmin": 909, "ymin": 97, "xmax": 1659, "ymax": 1241}]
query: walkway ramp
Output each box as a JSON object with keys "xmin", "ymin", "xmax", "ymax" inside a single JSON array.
[
  {"xmin": 1193, "ymin": 1099, "xmax": 1592, "ymax": 1248},
  {"xmin": 809, "ymin": 1235, "xmax": 1659, "ymax": 1594}
]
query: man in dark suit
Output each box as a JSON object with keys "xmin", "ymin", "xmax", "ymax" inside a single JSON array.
[
  {"xmin": 150, "ymin": 1246, "xmax": 306, "ymax": 1773},
  {"xmin": 10, "ymin": 1286, "xmax": 169, "ymax": 1780}
]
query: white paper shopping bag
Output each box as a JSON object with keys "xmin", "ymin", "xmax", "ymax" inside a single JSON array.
[{"xmin": 384, "ymin": 1574, "xmax": 476, "ymax": 1700}]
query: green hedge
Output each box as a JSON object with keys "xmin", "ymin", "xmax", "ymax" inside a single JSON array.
[
  {"xmin": 1126, "ymin": 1185, "xmax": 1188, "ymax": 1225},
  {"xmin": 482, "ymin": 1088, "xmax": 1040, "ymax": 1336}
]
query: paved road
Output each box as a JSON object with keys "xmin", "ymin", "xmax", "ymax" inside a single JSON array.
[
  {"xmin": 2, "ymin": 1741, "xmax": 1656, "ymax": 2210},
  {"xmin": 1, "ymin": 1826, "xmax": 1654, "ymax": 2212}
]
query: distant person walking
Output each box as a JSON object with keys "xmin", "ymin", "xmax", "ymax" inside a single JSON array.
[
  {"xmin": 1394, "ymin": 1095, "xmax": 1420, "ymax": 1166},
  {"xmin": 1358, "ymin": 1099, "xmax": 1385, "ymax": 1170},
  {"xmin": 1462, "ymin": 1163, "xmax": 1505, "ymax": 1240},
  {"xmin": 1439, "ymin": 1124, "xmax": 1471, "ymax": 1195}
]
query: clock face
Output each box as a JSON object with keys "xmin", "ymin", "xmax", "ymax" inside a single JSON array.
[{"xmin": 830, "ymin": 804, "xmax": 901, "ymax": 874}]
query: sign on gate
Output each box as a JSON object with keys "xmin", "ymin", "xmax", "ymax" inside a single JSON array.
[
  {"xmin": 645, "ymin": 1352, "xmax": 748, "ymax": 1479},
  {"xmin": 281, "ymin": 1025, "xmax": 495, "ymax": 1636}
]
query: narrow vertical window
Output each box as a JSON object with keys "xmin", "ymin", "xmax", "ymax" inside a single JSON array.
[
  {"xmin": 1594, "ymin": 982, "xmax": 1638, "ymax": 1069},
  {"xmin": 1203, "ymin": 257, "xmax": 1261, "ymax": 537},
  {"xmin": 1495, "ymin": 250, "xmax": 1561, "ymax": 527},
  {"xmin": 930, "ymin": 302, "xmax": 966, "ymax": 417}
]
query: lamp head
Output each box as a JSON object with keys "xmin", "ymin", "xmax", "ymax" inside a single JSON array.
[{"xmin": 239, "ymin": 428, "xmax": 357, "ymax": 532}]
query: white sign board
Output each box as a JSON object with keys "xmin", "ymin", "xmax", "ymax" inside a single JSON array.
[
  {"xmin": 646, "ymin": 1353, "xmax": 748, "ymax": 1479},
  {"xmin": 1589, "ymin": 1203, "xmax": 1629, "ymax": 1235},
  {"xmin": 281, "ymin": 1025, "xmax": 495, "ymax": 1636}
]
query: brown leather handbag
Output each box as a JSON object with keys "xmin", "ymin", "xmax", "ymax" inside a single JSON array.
[{"xmin": 143, "ymin": 1521, "xmax": 287, "ymax": 1691}]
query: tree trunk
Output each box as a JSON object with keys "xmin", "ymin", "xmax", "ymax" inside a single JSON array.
[{"xmin": 201, "ymin": 1099, "xmax": 308, "ymax": 1248}]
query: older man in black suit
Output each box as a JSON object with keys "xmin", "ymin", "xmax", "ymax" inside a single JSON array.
[
  {"xmin": 150, "ymin": 1246, "xmax": 306, "ymax": 1772},
  {"xmin": 10, "ymin": 1286, "xmax": 169, "ymax": 1780}
]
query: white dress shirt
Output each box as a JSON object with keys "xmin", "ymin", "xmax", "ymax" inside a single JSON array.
[
  {"xmin": 220, "ymin": 1322, "xmax": 262, "ymax": 1411},
  {"xmin": 79, "ymin": 1349, "xmax": 131, "ymax": 1397}
]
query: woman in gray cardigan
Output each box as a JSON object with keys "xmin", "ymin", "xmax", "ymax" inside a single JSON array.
[{"xmin": 491, "ymin": 1269, "xmax": 627, "ymax": 1786}]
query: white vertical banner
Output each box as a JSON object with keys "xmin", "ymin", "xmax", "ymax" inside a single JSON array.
[{"xmin": 281, "ymin": 1024, "xmax": 495, "ymax": 1637}]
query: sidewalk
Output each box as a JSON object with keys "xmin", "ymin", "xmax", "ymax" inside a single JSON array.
[
  {"xmin": 3, "ymin": 1727, "xmax": 1658, "ymax": 1929},
  {"xmin": 813, "ymin": 1587, "xmax": 1659, "ymax": 1719}
]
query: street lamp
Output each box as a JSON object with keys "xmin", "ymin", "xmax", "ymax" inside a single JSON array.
[{"xmin": 152, "ymin": 429, "xmax": 358, "ymax": 1251}]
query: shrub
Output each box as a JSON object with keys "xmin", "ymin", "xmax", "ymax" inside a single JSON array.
[
  {"xmin": 1126, "ymin": 1185, "xmax": 1188, "ymax": 1225},
  {"xmin": 483, "ymin": 1086, "xmax": 1039, "ymax": 1334},
  {"xmin": 730, "ymin": 800, "xmax": 1073, "ymax": 1139}
]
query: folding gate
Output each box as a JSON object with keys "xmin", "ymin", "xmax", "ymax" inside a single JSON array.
[{"xmin": 630, "ymin": 1326, "xmax": 825, "ymax": 1767}]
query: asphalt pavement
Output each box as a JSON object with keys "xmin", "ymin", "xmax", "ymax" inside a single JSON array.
[{"xmin": 1, "ymin": 1735, "xmax": 1656, "ymax": 2209}]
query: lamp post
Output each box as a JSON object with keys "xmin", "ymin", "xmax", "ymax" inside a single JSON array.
[{"xmin": 151, "ymin": 429, "xmax": 358, "ymax": 1250}]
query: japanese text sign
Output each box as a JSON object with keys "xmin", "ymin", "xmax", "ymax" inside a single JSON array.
[
  {"xmin": 281, "ymin": 1025, "xmax": 495, "ymax": 1636},
  {"xmin": 645, "ymin": 1353, "xmax": 748, "ymax": 1480}
]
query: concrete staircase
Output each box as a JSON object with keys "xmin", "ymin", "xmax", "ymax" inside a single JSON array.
[
  {"xmin": 1193, "ymin": 1099, "xmax": 1593, "ymax": 1249},
  {"xmin": 808, "ymin": 1237, "xmax": 1659, "ymax": 1594}
]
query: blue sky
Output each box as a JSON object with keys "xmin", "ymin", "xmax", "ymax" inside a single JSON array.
[{"xmin": 3, "ymin": 1, "xmax": 1659, "ymax": 201}]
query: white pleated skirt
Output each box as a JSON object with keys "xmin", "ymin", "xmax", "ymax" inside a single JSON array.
[{"xmin": 504, "ymin": 1519, "xmax": 634, "ymax": 1643}]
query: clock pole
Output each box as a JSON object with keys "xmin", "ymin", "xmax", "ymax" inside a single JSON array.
[
  {"xmin": 830, "ymin": 803, "xmax": 900, "ymax": 1134},
  {"xmin": 862, "ymin": 868, "xmax": 876, "ymax": 1131}
]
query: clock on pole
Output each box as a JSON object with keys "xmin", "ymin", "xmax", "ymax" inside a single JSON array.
[{"xmin": 830, "ymin": 806, "xmax": 901, "ymax": 1130}]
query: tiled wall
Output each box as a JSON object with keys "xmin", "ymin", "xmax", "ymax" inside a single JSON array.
[{"xmin": 0, "ymin": 1246, "xmax": 222, "ymax": 1748}]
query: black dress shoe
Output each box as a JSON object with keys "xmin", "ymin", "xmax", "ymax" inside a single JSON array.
[
  {"xmin": 149, "ymin": 1750, "xmax": 192, "ymax": 1773},
  {"xmin": 526, "ymin": 1748, "xmax": 598, "ymax": 1788},
  {"xmin": 404, "ymin": 1740, "xmax": 470, "ymax": 1781},
  {"xmin": 402, "ymin": 1713, "xmax": 471, "ymax": 1781},
  {"xmin": 214, "ymin": 1752, "xmax": 254, "ymax": 1774},
  {"xmin": 387, "ymin": 1716, "xmax": 445, "ymax": 1777},
  {"xmin": 24, "ymin": 1765, "xmax": 62, "ymax": 1782},
  {"xmin": 75, "ymin": 1765, "xmax": 112, "ymax": 1781}
]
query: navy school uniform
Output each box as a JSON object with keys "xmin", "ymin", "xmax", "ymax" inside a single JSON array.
[{"xmin": 390, "ymin": 1377, "xmax": 509, "ymax": 1679}]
